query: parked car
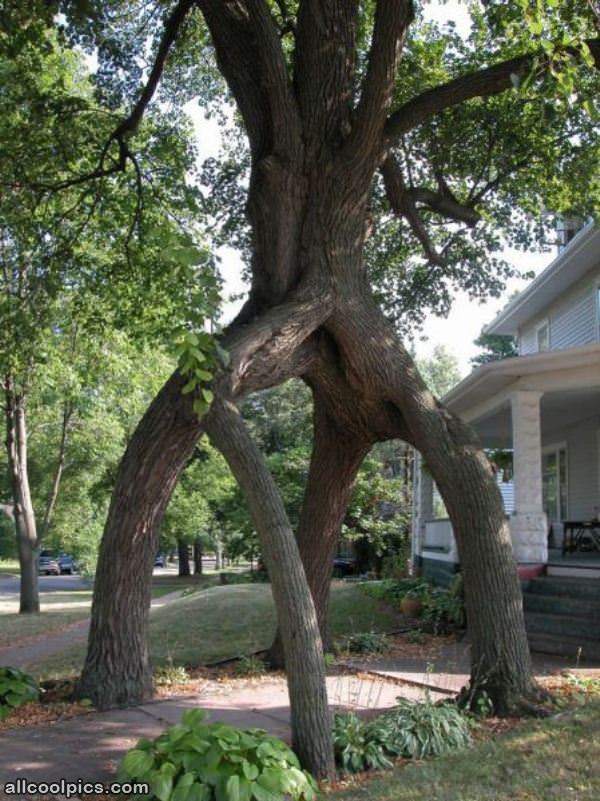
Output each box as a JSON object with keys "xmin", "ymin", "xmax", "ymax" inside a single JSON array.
[
  {"xmin": 39, "ymin": 553, "xmax": 60, "ymax": 575},
  {"xmin": 332, "ymin": 556, "xmax": 357, "ymax": 577},
  {"xmin": 154, "ymin": 552, "xmax": 167, "ymax": 568},
  {"xmin": 57, "ymin": 553, "xmax": 76, "ymax": 574}
]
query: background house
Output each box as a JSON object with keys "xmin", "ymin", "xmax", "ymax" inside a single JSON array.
[{"xmin": 413, "ymin": 221, "xmax": 600, "ymax": 586}]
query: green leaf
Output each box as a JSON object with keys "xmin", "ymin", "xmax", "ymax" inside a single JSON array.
[
  {"xmin": 182, "ymin": 708, "xmax": 209, "ymax": 728},
  {"xmin": 152, "ymin": 771, "xmax": 174, "ymax": 801},
  {"xmin": 121, "ymin": 749, "xmax": 155, "ymax": 779},
  {"xmin": 201, "ymin": 388, "xmax": 214, "ymax": 405}
]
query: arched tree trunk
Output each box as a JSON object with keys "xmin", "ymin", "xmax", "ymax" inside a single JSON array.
[
  {"xmin": 327, "ymin": 297, "xmax": 537, "ymax": 712},
  {"xmin": 79, "ymin": 374, "xmax": 203, "ymax": 707},
  {"xmin": 269, "ymin": 394, "xmax": 371, "ymax": 667},
  {"xmin": 178, "ymin": 539, "xmax": 191, "ymax": 576},
  {"xmin": 205, "ymin": 399, "xmax": 335, "ymax": 780}
]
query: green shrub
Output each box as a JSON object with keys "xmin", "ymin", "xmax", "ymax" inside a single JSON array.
[
  {"xmin": 333, "ymin": 712, "xmax": 392, "ymax": 774},
  {"xmin": 235, "ymin": 655, "xmax": 267, "ymax": 677},
  {"xmin": 421, "ymin": 575, "xmax": 465, "ymax": 631},
  {"xmin": 333, "ymin": 696, "xmax": 472, "ymax": 774},
  {"xmin": 376, "ymin": 695, "xmax": 472, "ymax": 759},
  {"xmin": 119, "ymin": 708, "xmax": 317, "ymax": 801},
  {"xmin": 345, "ymin": 631, "xmax": 391, "ymax": 654},
  {"xmin": 0, "ymin": 666, "xmax": 39, "ymax": 720}
]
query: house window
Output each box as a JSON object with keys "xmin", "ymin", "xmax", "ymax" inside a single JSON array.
[
  {"xmin": 536, "ymin": 322, "xmax": 550, "ymax": 352},
  {"xmin": 542, "ymin": 445, "xmax": 568, "ymax": 522}
]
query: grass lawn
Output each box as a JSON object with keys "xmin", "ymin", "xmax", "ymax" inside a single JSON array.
[
  {"xmin": 0, "ymin": 591, "xmax": 93, "ymax": 647},
  {"xmin": 0, "ymin": 558, "xmax": 19, "ymax": 576},
  {"xmin": 26, "ymin": 580, "xmax": 399, "ymax": 679},
  {"xmin": 0, "ymin": 581, "xmax": 199, "ymax": 647},
  {"xmin": 331, "ymin": 702, "xmax": 600, "ymax": 801}
]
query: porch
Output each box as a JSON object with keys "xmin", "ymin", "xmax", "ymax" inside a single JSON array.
[{"xmin": 412, "ymin": 344, "xmax": 600, "ymax": 581}]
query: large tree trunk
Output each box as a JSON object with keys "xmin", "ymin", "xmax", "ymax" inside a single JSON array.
[
  {"xmin": 4, "ymin": 380, "xmax": 40, "ymax": 614},
  {"xmin": 80, "ymin": 298, "xmax": 328, "ymax": 710},
  {"xmin": 269, "ymin": 395, "xmax": 371, "ymax": 667},
  {"xmin": 205, "ymin": 399, "xmax": 335, "ymax": 780},
  {"xmin": 78, "ymin": 374, "xmax": 203, "ymax": 707},
  {"xmin": 327, "ymin": 297, "xmax": 536, "ymax": 712},
  {"xmin": 178, "ymin": 539, "xmax": 191, "ymax": 576}
]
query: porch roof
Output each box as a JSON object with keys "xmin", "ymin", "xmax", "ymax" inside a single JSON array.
[{"xmin": 443, "ymin": 344, "xmax": 600, "ymax": 447}]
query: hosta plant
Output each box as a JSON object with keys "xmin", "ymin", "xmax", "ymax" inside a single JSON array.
[
  {"xmin": 0, "ymin": 666, "xmax": 39, "ymax": 720},
  {"xmin": 378, "ymin": 695, "xmax": 472, "ymax": 759},
  {"xmin": 119, "ymin": 708, "xmax": 317, "ymax": 801},
  {"xmin": 333, "ymin": 712, "xmax": 392, "ymax": 774}
]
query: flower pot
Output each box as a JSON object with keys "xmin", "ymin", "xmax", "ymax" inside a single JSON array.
[{"xmin": 400, "ymin": 596, "xmax": 422, "ymax": 617}]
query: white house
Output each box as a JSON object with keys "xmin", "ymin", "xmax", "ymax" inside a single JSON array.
[{"xmin": 412, "ymin": 221, "xmax": 600, "ymax": 587}]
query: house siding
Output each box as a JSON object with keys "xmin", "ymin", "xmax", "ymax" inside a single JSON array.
[{"xmin": 518, "ymin": 267, "xmax": 600, "ymax": 355}]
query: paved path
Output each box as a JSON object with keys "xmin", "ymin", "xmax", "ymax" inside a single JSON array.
[
  {"xmin": 0, "ymin": 591, "xmax": 183, "ymax": 669},
  {"xmin": 0, "ymin": 674, "xmax": 435, "ymax": 794},
  {"xmin": 342, "ymin": 640, "xmax": 600, "ymax": 695}
]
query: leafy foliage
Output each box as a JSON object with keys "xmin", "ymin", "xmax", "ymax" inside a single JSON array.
[
  {"xmin": 234, "ymin": 655, "xmax": 267, "ymax": 678},
  {"xmin": 333, "ymin": 694, "xmax": 472, "ymax": 774},
  {"xmin": 0, "ymin": 667, "xmax": 39, "ymax": 720},
  {"xmin": 333, "ymin": 712, "xmax": 393, "ymax": 774},
  {"xmin": 344, "ymin": 631, "xmax": 391, "ymax": 655},
  {"xmin": 374, "ymin": 696, "xmax": 472, "ymax": 759},
  {"xmin": 119, "ymin": 708, "xmax": 317, "ymax": 801}
]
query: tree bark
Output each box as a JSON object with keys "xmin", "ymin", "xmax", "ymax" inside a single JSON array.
[
  {"xmin": 80, "ymin": 298, "xmax": 327, "ymax": 710},
  {"xmin": 205, "ymin": 399, "xmax": 335, "ymax": 780},
  {"xmin": 78, "ymin": 373, "xmax": 204, "ymax": 707},
  {"xmin": 193, "ymin": 540, "xmax": 203, "ymax": 574},
  {"xmin": 327, "ymin": 297, "xmax": 536, "ymax": 712},
  {"xmin": 269, "ymin": 394, "xmax": 371, "ymax": 667},
  {"xmin": 178, "ymin": 539, "xmax": 191, "ymax": 576},
  {"xmin": 4, "ymin": 379, "xmax": 40, "ymax": 614}
]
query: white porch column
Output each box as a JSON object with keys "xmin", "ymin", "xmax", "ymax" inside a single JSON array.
[
  {"xmin": 509, "ymin": 390, "xmax": 548, "ymax": 563},
  {"xmin": 411, "ymin": 452, "xmax": 433, "ymax": 567}
]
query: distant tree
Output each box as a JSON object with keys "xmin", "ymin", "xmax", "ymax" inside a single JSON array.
[
  {"xmin": 472, "ymin": 331, "xmax": 518, "ymax": 366},
  {"xmin": 417, "ymin": 344, "xmax": 462, "ymax": 397}
]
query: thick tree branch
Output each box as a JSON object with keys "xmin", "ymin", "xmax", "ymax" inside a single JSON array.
[
  {"xmin": 385, "ymin": 38, "xmax": 600, "ymax": 141},
  {"xmin": 294, "ymin": 0, "xmax": 360, "ymax": 154},
  {"xmin": 204, "ymin": 398, "xmax": 335, "ymax": 778},
  {"xmin": 381, "ymin": 155, "xmax": 446, "ymax": 266},
  {"xmin": 346, "ymin": 0, "xmax": 414, "ymax": 160},
  {"xmin": 406, "ymin": 186, "xmax": 480, "ymax": 227}
]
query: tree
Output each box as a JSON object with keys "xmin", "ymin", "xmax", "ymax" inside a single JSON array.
[
  {"xmin": 416, "ymin": 344, "xmax": 462, "ymax": 397},
  {"xmin": 19, "ymin": 0, "xmax": 600, "ymax": 778},
  {"xmin": 0, "ymin": 23, "xmax": 215, "ymax": 610},
  {"xmin": 472, "ymin": 331, "xmax": 519, "ymax": 366}
]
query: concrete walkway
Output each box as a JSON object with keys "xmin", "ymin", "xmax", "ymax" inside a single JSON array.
[
  {"xmin": 0, "ymin": 674, "xmax": 436, "ymax": 793},
  {"xmin": 0, "ymin": 591, "xmax": 183, "ymax": 669}
]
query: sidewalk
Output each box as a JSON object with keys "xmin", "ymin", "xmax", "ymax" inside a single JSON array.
[{"xmin": 0, "ymin": 674, "xmax": 440, "ymax": 791}]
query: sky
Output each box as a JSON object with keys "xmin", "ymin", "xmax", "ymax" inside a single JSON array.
[{"xmin": 184, "ymin": 1, "xmax": 553, "ymax": 377}]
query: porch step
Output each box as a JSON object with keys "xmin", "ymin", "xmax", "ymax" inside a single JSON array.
[
  {"xmin": 524, "ymin": 593, "xmax": 600, "ymax": 620},
  {"xmin": 524, "ymin": 576, "xmax": 600, "ymax": 600},
  {"xmin": 523, "ymin": 576, "xmax": 600, "ymax": 661},
  {"xmin": 547, "ymin": 564, "xmax": 600, "ymax": 579},
  {"xmin": 527, "ymin": 633, "xmax": 600, "ymax": 662},
  {"xmin": 526, "ymin": 611, "xmax": 598, "ymax": 641}
]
